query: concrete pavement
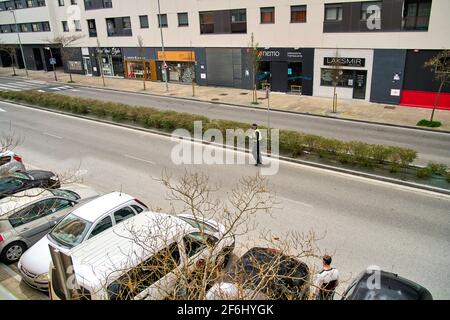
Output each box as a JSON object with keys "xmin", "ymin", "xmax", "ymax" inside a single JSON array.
[{"xmin": 1, "ymin": 100, "xmax": 449, "ymax": 299}]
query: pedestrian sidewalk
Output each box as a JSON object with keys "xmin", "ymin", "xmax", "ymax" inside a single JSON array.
[
  {"xmin": 2, "ymin": 67, "xmax": 450, "ymax": 131},
  {"xmin": 0, "ymin": 264, "xmax": 48, "ymax": 300}
]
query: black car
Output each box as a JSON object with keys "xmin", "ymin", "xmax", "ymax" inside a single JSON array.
[
  {"xmin": 207, "ymin": 247, "xmax": 310, "ymax": 300},
  {"xmin": 342, "ymin": 268, "xmax": 433, "ymax": 300},
  {"xmin": 0, "ymin": 170, "xmax": 60, "ymax": 199}
]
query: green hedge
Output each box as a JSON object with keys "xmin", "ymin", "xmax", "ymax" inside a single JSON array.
[{"xmin": 0, "ymin": 90, "xmax": 419, "ymax": 168}]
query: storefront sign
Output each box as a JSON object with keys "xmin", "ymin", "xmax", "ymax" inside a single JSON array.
[
  {"xmin": 324, "ymin": 57, "xmax": 366, "ymax": 67},
  {"xmin": 81, "ymin": 47, "xmax": 89, "ymax": 56},
  {"xmin": 96, "ymin": 47, "xmax": 122, "ymax": 56},
  {"xmin": 157, "ymin": 51, "xmax": 195, "ymax": 62},
  {"xmin": 391, "ymin": 89, "xmax": 401, "ymax": 96},
  {"xmin": 68, "ymin": 61, "xmax": 82, "ymax": 71},
  {"xmin": 258, "ymin": 48, "xmax": 304, "ymax": 62}
]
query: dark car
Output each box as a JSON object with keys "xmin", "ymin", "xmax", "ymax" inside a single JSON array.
[
  {"xmin": 207, "ymin": 247, "xmax": 310, "ymax": 300},
  {"xmin": 0, "ymin": 170, "xmax": 60, "ymax": 199},
  {"xmin": 342, "ymin": 267, "xmax": 433, "ymax": 300}
]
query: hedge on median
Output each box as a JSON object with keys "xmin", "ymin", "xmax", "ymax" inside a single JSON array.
[{"xmin": 0, "ymin": 90, "xmax": 418, "ymax": 169}]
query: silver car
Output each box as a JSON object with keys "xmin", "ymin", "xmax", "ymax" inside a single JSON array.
[
  {"xmin": 0, "ymin": 186, "xmax": 98, "ymax": 264},
  {"xmin": 0, "ymin": 151, "xmax": 26, "ymax": 177}
]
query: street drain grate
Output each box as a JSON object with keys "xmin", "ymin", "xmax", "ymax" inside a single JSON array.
[
  {"xmin": 219, "ymin": 93, "xmax": 228, "ymax": 96},
  {"xmin": 211, "ymin": 98, "xmax": 220, "ymax": 101},
  {"xmin": 240, "ymin": 92, "xmax": 249, "ymax": 95},
  {"xmin": 384, "ymin": 105, "xmax": 396, "ymax": 109}
]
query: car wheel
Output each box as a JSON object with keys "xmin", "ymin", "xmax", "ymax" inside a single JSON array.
[{"xmin": 1, "ymin": 241, "xmax": 26, "ymax": 264}]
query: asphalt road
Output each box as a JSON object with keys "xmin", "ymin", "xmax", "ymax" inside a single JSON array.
[
  {"xmin": 1, "ymin": 100, "xmax": 449, "ymax": 299},
  {"xmin": 1, "ymin": 75, "xmax": 450, "ymax": 166},
  {"xmin": 58, "ymin": 85, "xmax": 450, "ymax": 167}
]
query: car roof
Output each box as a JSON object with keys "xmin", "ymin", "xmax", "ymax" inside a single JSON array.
[
  {"xmin": 68, "ymin": 212, "xmax": 194, "ymax": 290},
  {"xmin": 0, "ymin": 188, "xmax": 55, "ymax": 216},
  {"xmin": 70, "ymin": 192, "xmax": 134, "ymax": 223}
]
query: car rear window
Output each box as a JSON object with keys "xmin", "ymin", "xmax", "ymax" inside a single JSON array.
[
  {"xmin": 178, "ymin": 216, "xmax": 218, "ymax": 233},
  {"xmin": 352, "ymin": 275, "xmax": 420, "ymax": 300}
]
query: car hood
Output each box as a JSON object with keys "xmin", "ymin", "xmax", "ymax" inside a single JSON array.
[{"xmin": 19, "ymin": 236, "xmax": 52, "ymax": 275}]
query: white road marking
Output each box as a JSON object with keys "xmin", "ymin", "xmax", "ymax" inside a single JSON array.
[
  {"xmin": 125, "ymin": 154, "xmax": 156, "ymax": 165},
  {"xmin": 7, "ymin": 82, "xmax": 35, "ymax": 88},
  {"xmin": 4, "ymin": 101, "xmax": 450, "ymax": 201},
  {"xmin": 0, "ymin": 108, "xmax": 5, "ymax": 112},
  {"xmin": 43, "ymin": 132, "xmax": 63, "ymax": 139},
  {"xmin": 71, "ymin": 89, "xmax": 80, "ymax": 92},
  {"xmin": 37, "ymin": 90, "xmax": 45, "ymax": 92},
  {"xmin": 22, "ymin": 80, "xmax": 47, "ymax": 84},
  {"xmin": 0, "ymin": 85, "xmax": 20, "ymax": 91},
  {"xmin": 278, "ymin": 196, "xmax": 314, "ymax": 208},
  {"xmin": 50, "ymin": 87, "xmax": 61, "ymax": 91}
]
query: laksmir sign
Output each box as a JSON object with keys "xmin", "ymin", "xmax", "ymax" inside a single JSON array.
[{"xmin": 324, "ymin": 57, "xmax": 366, "ymax": 67}]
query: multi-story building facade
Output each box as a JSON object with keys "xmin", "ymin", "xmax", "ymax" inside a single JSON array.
[{"xmin": 1, "ymin": 0, "xmax": 449, "ymax": 108}]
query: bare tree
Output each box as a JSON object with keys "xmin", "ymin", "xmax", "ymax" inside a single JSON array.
[
  {"xmin": 329, "ymin": 48, "xmax": 344, "ymax": 114},
  {"xmin": 47, "ymin": 34, "xmax": 84, "ymax": 83},
  {"xmin": 95, "ymin": 38, "xmax": 106, "ymax": 87},
  {"xmin": 62, "ymin": 171, "xmax": 328, "ymax": 300},
  {"xmin": 424, "ymin": 50, "xmax": 450, "ymax": 123},
  {"xmin": 248, "ymin": 33, "xmax": 261, "ymax": 105},
  {"xmin": 0, "ymin": 43, "xmax": 18, "ymax": 76},
  {"xmin": 137, "ymin": 36, "xmax": 146, "ymax": 91}
]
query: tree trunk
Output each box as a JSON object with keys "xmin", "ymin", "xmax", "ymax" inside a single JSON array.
[
  {"xmin": 430, "ymin": 80, "xmax": 445, "ymax": 123},
  {"xmin": 69, "ymin": 71, "xmax": 73, "ymax": 83},
  {"xmin": 11, "ymin": 55, "xmax": 16, "ymax": 76},
  {"xmin": 333, "ymin": 85, "xmax": 337, "ymax": 113}
]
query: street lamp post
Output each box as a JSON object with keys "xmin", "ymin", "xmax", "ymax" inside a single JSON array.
[
  {"xmin": 9, "ymin": 10, "xmax": 29, "ymax": 78},
  {"xmin": 157, "ymin": 0, "xmax": 169, "ymax": 92},
  {"xmin": 45, "ymin": 47, "xmax": 57, "ymax": 81}
]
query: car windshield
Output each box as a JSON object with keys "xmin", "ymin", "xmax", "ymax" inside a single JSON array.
[
  {"xmin": 10, "ymin": 172, "xmax": 29, "ymax": 180},
  {"xmin": 0, "ymin": 177, "xmax": 23, "ymax": 193},
  {"xmin": 178, "ymin": 216, "xmax": 218, "ymax": 233},
  {"xmin": 49, "ymin": 213, "xmax": 92, "ymax": 248},
  {"xmin": 50, "ymin": 189, "xmax": 80, "ymax": 201}
]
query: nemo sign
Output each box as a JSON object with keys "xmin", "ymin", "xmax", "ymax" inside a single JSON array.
[{"xmin": 157, "ymin": 51, "xmax": 196, "ymax": 62}]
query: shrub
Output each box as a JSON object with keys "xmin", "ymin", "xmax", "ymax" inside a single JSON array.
[
  {"xmin": 371, "ymin": 144, "xmax": 392, "ymax": 164},
  {"xmin": 416, "ymin": 167, "xmax": 433, "ymax": 179},
  {"xmin": 447, "ymin": 171, "xmax": 450, "ymax": 183},
  {"xmin": 427, "ymin": 162, "xmax": 447, "ymax": 176},
  {"xmin": 417, "ymin": 119, "xmax": 442, "ymax": 128}
]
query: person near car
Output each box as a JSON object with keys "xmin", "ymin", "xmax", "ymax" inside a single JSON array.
[
  {"xmin": 313, "ymin": 255, "xmax": 340, "ymax": 300},
  {"xmin": 251, "ymin": 124, "xmax": 262, "ymax": 166}
]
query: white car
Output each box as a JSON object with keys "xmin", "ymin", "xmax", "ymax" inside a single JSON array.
[
  {"xmin": 49, "ymin": 212, "xmax": 235, "ymax": 300},
  {"xmin": 0, "ymin": 151, "xmax": 26, "ymax": 177},
  {"xmin": 18, "ymin": 192, "xmax": 148, "ymax": 292}
]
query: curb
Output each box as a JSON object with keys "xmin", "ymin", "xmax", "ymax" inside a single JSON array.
[
  {"xmin": 4, "ymin": 74, "xmax": 448, "ymax": 135},
  {"xmin": 2, "ymin": 98, "xmax": 449, "ymax": 196}
]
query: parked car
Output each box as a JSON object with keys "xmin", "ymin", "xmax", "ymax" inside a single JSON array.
[
  {"xmin": 48, "ymin": 212, "xmax": 235, "ymax": 300},
  {"xmin": 0, "ymin": 186, "xmax": 98, "ymax": 265},
  {"xmin": 0, "ymin": 151, "xmax": 25, "ymax": 177},
  {"xmin": 18, "ymin": 192, "xmax": 148, "ymax": 291},
  {"xmin": 206, "ymin": 247, "xmax": 310, "ymax": 300},
  {"xmin": 341, "ymin": 267, "xmax": 433, "ymax": 300},
  {"xmin": 0, "ymin": 170, "xmax": 60, "ymax": 199}
]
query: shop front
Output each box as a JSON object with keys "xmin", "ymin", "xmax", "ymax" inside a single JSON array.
[
  {"xmin": 96, "ymin": 47, "xmax": 124, "ymax": 78},
  {"xmin": 156, "ymin": 51, "xmax": 196, "ymax": 83},
  {"xmin": 314, "ymin": 49, "xmax": 374, "ymax": 101},
  {"xmin": 255, "ymin": 48, "xmax": 314, "ymax": 95}
]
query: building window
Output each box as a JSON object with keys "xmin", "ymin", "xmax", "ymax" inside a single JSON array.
[
  {"xmin": 402, "ymin": 0, "xmax": 432, "ymax": 31},
  {"xmin": 325, "ymin": 4, "xmax": 343, "ymax": 21},
  {"xmin": 42, "ymin": 21, "xmax": 50, "ymax": 31},
  {"xmin": 158, "ymin": 14, "xmax": 168, "ymax": 28},
  {"xmin": 139, "ymin": 15, "xmax": 149, "ymax": 28},
  {"xmin": 361, "ymin": 1, "xmax": 382, "ymax": 20},
  {"xmin": 199, "ymin": 11, "xmax": 214, "ymax": 34},
  {"xmin": 260, "ymin": 7, "xmax": 275, "ymax": 24},
  {"xmin": 70, "ymin": 0, "xmax": 77, "ymax": 5},
  {"xmin": 230, "ymin": 9, "xmax": 246, "ymax": 33},
  {"xmin": 14, "ymin": 0, "xmax": 24, "ymax": 9},
  {"xmin": 106, "ymin": 17, "xmax": 131, "ymax": 36},
  {"xmin": 321, "ymin": 68, "xmax": 354, "ymax": 87},
  {"xmin": 87, "ymin": 19, "xmax": 97, "ymax": 36},
  {"xmin": 103, "ymin": 0, "xmax": 112, "ymax": 8},
  {"xmin": 58, "ymin": 0, "xmax": 64, "ymax": 6},
  {"xmin": 31, "ymin": 22, "xmax": 42, "ymax": 32},
  {"xmin": 74, "ymin": 20, "xmax": 81, "ymax": 31},
  {"xmin": 106, "ymin": 18, "xmax": 116, "ymax": 35},
  {"xmin": 291, "ymin": 5, "xmax": 307, "ymax": 23},
  {"xmin": 178, "ymin": 12, "xmax": 189, "ymax": 27},
  {"xmin": 20, "ymin": 24, "xmax": 30, "ymax": 32},
  {"xmin": 37, "ymin": 0, "xmax": 45, "ymax": 6},
  {"xmin": 62, "ymin": 21, "xmax": 69, "ymax": 32}
]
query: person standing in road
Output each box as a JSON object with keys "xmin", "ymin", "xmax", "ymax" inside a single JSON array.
[
  {"xmin": 251, "ymin": 124, "xmax": 262, "ymax": 166},
  {"xmin": 313, "ymin": 255, "xmax": 340, "ymax": 300}
]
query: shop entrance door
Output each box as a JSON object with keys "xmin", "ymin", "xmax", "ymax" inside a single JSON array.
[
  {"xmin": 353, "ymin": 70, "xmax": 367, "ymax": 100},
  {"xmin": 83, "ymin": 57, "xmax": 93, "ymax": 76},
  {"xmin": 271, "ymin": 61, "xmax": 288, "ymax": 92}
]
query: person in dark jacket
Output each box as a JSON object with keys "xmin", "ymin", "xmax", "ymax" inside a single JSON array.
[{"xmin": 251, "ymin": 124, "xmax": 262, "ymax": 166}]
